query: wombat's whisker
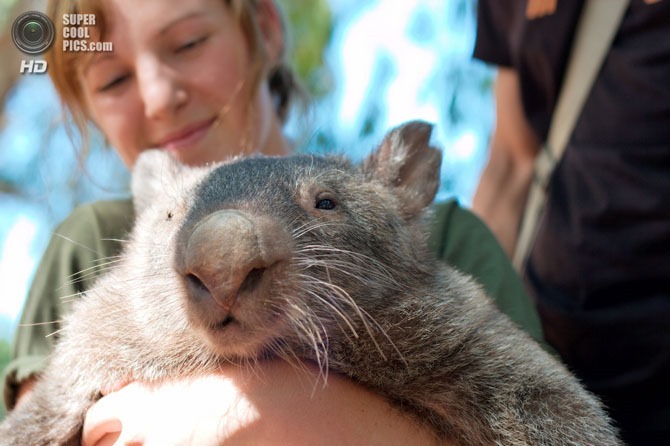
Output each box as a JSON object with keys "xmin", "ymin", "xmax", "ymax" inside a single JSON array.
[
  {"xmin": 292, "ymin": 219, "xmax": 357, "ymax": 235},
  {"xmin": 286, "ymin": 299, "xmax": 330, "ymax": 373},
  {"xmin": 291, "ymin": 221, "xmax": 344, "ymax": 239},
  {"xmin": 54, "ymin": 233, "xmax": 103, "ymax": 255},
  {"xmin": 293, "ymin": 319, "xmax": 325, "ymax": 371},
  {"xmin": 61, "ymin": 268, "xmax": 120, "ymax": 288},
  {"xmin": 295, "ymin": 268, "xmax": 390, "ymax": 362},
  {"xmin": 287, "ymin": 342, "xmax": 332, "ymax": 392},
  {"xmin": 45, "ymin": 328, "xmax": 65, "ymax": 338},
  {"xmin": 306, "ymin": 310, "xmax": 330, "ymax": 371},
  {"xmin": 297, "ymin": 244, "xmax": 405, "ymax": 290},
  {"xmin": 316, "ymin": 280, "xmax": 390, "ymax": 361},
  {"xmin": 298, "ymin": 245, "xmax": 388, "ymax": 269},
  {"xmin": 290, "ymin": 220, "xmax": 320, "ymax": 236},
  {"xmin": 18, "ymin": 320, "xmax": 62, "ymax": 327},
  {"xmin": 60, "ymin": 257, "xmax": 124, "ymax": 284},
  {"xmin": 300, "ymin": 286, "xmax": 358, "ymax": 339},
  {"xmin": 269, "ymin": 339, "xmax": 318, "ymax": 383},
  {"xmin": 99, "ymin": 238, "xmax": 129, "ymax": 243},
  {"xmin": 296, "ymin": 275, "xmax": 359, "ymax": 326},
  {"xmin": 60, "ymin": 255, "xmax": 170, "ymax": 289},
  {"xmin": 122, "ymin": 241, "xmax": 174, "ymax": 248},
  {"xmin": 57, "ymin": 292, "xmax": 84, "ymax": 301},
  {"xmin": 296, "ymin": 256, "xmax": 400, "ymax": 293},
  {"xmin": 299, "ymin": 273, "xmax": 364, "ymax": 324},
  {"xmin": 358, "ymin": 306, "xmax": 408, "ymax": 367}
]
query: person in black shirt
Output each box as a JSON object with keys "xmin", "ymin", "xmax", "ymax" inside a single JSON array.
[{"xmin": 472, "ymin": 2, "xmax": 670, "ymax": 445}]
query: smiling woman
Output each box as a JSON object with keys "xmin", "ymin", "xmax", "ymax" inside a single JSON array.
[{"xmin": 47, "ymin": 0, "xmax": 293, "ymax": 166}]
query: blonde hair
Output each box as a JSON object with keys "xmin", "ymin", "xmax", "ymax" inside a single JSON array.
[{"xmin": 45, "ymin": 0, "xmax": 301, "ymax": 150}]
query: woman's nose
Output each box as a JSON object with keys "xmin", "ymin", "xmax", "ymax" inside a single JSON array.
[{"xmin": 137, "ymin": 59, "xmax": 187, "ymax": 120}]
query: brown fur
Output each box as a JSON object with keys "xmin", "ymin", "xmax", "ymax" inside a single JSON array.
[{"xmin": 0, "ymin": 121, "xmax": 621, "ymax": 445}]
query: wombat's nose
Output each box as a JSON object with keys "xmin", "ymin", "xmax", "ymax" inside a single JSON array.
[{"xmin": 181, "ymin": 210, "xmax": 288, "ymax": 311}]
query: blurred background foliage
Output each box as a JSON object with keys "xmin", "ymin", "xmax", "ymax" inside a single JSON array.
[
  {"xmin": 0, "ymin": 0, "xmax": 495, "ymax": 416},
  {"xmin": 278, "ymin": 0, "xmax": 334, "ymax": 98}
]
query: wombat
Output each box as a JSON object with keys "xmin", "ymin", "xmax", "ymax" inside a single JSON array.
[{"xmin": 0, "ymin": 121, "xmax": 621, "ymax": 445}]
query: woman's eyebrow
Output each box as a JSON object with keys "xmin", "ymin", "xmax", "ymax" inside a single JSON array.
[
  {"xmin": 81, "ymin": 11, "xmax": 207, "ymax": 75},
  {"xmin": 159, "ymin": 11, "xmax": 207, "ymax": 36}
]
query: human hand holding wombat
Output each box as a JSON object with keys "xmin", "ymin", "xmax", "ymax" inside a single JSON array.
[
  {"xmin": 0, "ymin": 121, "xmax": 622, "ymax": 445},
  {"xmin": 81, "ymin": 362, "xmax": 442, "ymax": 445}
]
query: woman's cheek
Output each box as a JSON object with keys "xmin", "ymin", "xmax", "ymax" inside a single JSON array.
[{"xmin": 102, "ymin": 106, "xmax": 146, "ymax": 167}]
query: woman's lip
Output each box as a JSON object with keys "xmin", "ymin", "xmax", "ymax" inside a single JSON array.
[{"xmin": 158, "ymin": 117, "xmax": 217, "ymax": 151}]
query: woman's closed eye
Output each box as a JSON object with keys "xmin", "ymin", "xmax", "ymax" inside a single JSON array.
[
  {"xmin": 98, "ymin": 74, "xmax": 131, "ymax": 92},
  {"xmin": 175, "ymin": 35, "xmax": 208, "ymax": 53}
]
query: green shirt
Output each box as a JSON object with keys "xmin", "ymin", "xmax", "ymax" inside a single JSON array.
[{"xmin": 2, "ymin": 198, "xmax": 545, "ymax": 409}]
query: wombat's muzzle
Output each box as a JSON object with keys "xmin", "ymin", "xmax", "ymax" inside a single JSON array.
[{"xmin": 176, "ymin": 209, "xmax": 292, "ymax": 324}]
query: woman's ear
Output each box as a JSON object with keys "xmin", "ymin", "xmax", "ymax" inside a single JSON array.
[{"xmin": 255, "ymin": 0, "xmax": 285, "ymax": 67}]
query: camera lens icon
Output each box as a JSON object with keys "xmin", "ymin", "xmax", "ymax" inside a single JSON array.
[{"xmin": 12, "ymin": 11, "xmax": 55, "ymax": 55}]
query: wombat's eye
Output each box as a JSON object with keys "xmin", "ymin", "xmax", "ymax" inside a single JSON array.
[
  {"xmin": 315, "ymin": 198, "xmax": 337, "ymax": 210},
  {"xmin": 166, "ymin": 211, "xmax": 174, "ymax": 220}
]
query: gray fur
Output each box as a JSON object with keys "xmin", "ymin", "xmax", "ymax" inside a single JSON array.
[{"xmin": 0, "ymin": 121, "xmax": 621, "ymax": 445}]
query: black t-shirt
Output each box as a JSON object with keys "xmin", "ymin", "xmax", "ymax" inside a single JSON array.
[{"xmin": 474, "ymin": 0, "xmax": 670, "ymax": 440}]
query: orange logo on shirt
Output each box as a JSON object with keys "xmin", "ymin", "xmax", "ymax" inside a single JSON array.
[{"xmin": 526, "ymin": 0, "xmax": 558, "ymax": 19}]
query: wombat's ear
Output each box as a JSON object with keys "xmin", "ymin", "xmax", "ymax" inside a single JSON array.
[
  {"xmin": 131, "ymin": 150, "xmax": 186, "ymax": 215},
  {"xmin": 364, "ymin": 121, "xmax": 442, "ymax": 216}
]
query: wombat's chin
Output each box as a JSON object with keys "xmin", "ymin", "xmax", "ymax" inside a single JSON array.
[{"xmin": 198, "ymin": 318, "xmax": 279, "ymax": 360}]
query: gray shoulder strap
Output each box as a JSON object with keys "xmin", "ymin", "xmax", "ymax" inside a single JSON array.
[{"xmin": 512, "ymin": 0, "xmax": 630, "ymax": 271}]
